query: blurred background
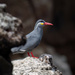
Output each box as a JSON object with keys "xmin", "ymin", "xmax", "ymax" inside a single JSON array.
[{"xmin": 0, "ymin": 0, "xmax": 75, "ymax": 75}]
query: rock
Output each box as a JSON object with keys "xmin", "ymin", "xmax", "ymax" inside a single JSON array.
[
  {"xmin": 33, "ymin": 45, "xmax": 72, "ymax": 75},
  {"xmin": 39, "ymin": 54, "xmax": 53, "ymax": 66},
  {"xmin": 12, "ymin": 56, "xmax": 62, "ymax": 75},
  {"xmin": 0, "ymin": 3, "xmax": 26, "ymax": 50},
  {"xmin": 0, "ymin": 4, "xmax": 7, "ymax": 12},
  {"xmin": 11, "ymin": 44, "xmax": 72, "ymax": 75},
  {"xmin": 0, "ymin": 3, "xmax": 26, "ymax": 75},
  {"xmin": 0, "ymin": 3, "xmax": 26, "ymax": 56},
  {"xmin": 0, "ymin": 56, "xmax": 13, "ymax": 75}
]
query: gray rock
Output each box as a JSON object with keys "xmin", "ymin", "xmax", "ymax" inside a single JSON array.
[
  {"xmin": 0, "ymin": 3, "xmax": 25, "ymax": 46},
  {"xmin": 33, "ymin": 45, "xmax": 72, "ymax": 75},
  {"xmin": 39, "ymin": 54, "xmax": 53, "ymax": 66},
  {"xmin": 0, "ymin": 4, "xmax": 7, "ymax": 12},
  {"xmin": 0, "ymin": 3, "xmax": 25, "ymax": 75},
  {"xmin": 12, "ymin": 57, "xmax": 62, "ymax": 75}
]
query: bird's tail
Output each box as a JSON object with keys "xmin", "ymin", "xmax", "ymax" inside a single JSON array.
[{"xmin": 11, "ymin": 45, "xmax": 26, "ymax": 54}]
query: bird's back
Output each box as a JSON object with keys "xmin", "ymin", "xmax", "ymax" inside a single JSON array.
[{"xmin": 21, "ymin": 29, "xmax": 43, "ymax": 51}]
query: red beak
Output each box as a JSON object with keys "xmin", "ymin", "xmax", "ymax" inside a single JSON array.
[{"xmin": 44, "ymin": 22, "xmax": 53, "ymax": 26}]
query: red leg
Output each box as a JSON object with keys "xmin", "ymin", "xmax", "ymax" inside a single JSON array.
[
  {"xmin": 27, "ymin": 52, "xmax": 30, "ymax": 56},
  {"xmin": 30, "ymin": 52, "xmax": 38, "ymax": 58}
]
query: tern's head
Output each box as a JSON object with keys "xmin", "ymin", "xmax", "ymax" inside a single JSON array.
[{"xmin": 34, "ymin": 19, "xmax": 53, "ymax": 29}]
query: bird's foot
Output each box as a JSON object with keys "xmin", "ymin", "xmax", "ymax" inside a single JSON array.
[
  {"xmin": 27, "ymin": 52, "xmax": 38, "ymax": 58},
  {"xmin": 32, "ymin": 56, "xmax": 38, "ymax": 59},
  {"xmin": 30, "ymin": 52, "xmax": 38, "ymax": 58}
]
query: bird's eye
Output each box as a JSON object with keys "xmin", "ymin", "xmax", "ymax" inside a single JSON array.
[{"xmin": 41, "ymin": 22, "xmax": 44, "ymax": 25}]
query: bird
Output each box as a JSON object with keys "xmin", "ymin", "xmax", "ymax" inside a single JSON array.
[{"xmin": 11, "ymin": 19, "xmax": 53, "ymax": 58}]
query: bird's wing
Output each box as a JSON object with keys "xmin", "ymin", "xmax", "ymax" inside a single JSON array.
[
  {"xmin": 19, "ymin": 35, "xmax": 40, "ymax": 51},
  {"xmin": 26, "ymin": 30, "xmax": 35, "ymax": 39}
]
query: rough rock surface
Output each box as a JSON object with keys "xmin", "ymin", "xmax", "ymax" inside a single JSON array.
[
  {"xmin": 0, "ymin": 4, "xmax": 25, "ymax": 47},
  {"xmin": 33, "ymin": 45, "xmax": 72, "ymax": 75},
  {"xmin": 0, "ymin": 4, "xmax": 25, "ymax": 75},
  {"xmin": 12, "ymin": 57, "xmax": 62, "ymax": 75}
]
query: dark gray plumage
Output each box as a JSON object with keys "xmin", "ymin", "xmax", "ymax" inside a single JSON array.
[{"xmin": 11, "ymin": 19, "xmax": 53, "ymax": 57}]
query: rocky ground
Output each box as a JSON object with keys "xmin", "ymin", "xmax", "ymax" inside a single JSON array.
[{"xmin": 12, "ymin": 56, "xmax": 62, "ymax": 75}]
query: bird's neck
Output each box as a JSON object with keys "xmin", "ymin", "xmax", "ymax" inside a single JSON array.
[{"xmin": 34, "ymin": 26, "xmax": 43, "ymax": 35}]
